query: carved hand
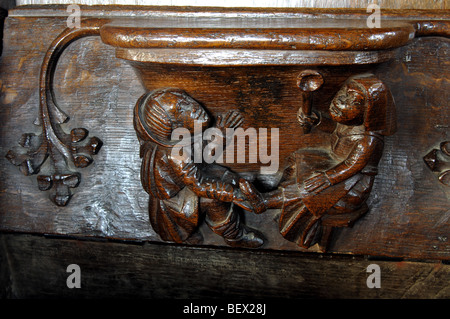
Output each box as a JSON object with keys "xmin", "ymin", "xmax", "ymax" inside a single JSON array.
[
  {"xmin": 297, "ymin": 109, "xmax": 320, "ymax": 130},
  {"xmin": 304, "ymin": 172, "xmax": 332, "ymax": 194},
  {"xmin": 238, "ymin": 178, "xmax": 268, "ymax": 214},
  {"xmin": 215, "ymin": 111, "xmax": 244, "ymax": 131},
  {"xmin": 232, "ymin": 188, "xmax": 253, "ymax": 211}
]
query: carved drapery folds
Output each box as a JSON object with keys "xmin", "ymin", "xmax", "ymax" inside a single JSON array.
[
  {"xmin": 264, "ymin": 73, "xmax": 397, "ymax": 251},
  {"xmin": 133, "ymin": 88, "xmax": 265, "ymax": 248}
]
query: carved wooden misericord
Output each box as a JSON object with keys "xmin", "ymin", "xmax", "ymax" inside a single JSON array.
[
  {"xmin": 131, "ymin": 72, "xmax": 397, "ymax": 252},
  {"xmin": 3, "ymin": 7, "xmax": 449, "ymax": 254}
]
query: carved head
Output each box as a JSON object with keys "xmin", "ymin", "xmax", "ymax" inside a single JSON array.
[
  {"xmin": 134, "ymin": 88, "xmax": 210, "ymax": 146},
  {"xmin": 330, "ymin": 81, "xmax": 366, "ymax": 126},
  {"xmin": 330, "ymin": 74, "xmax": 397, "ymax": 136}
]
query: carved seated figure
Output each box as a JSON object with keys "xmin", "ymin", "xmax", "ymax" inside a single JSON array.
[
  {"xmin": 241, "ymin": 74, "xmax": 396, "ymax": 250},
  {"xmin": 134, "ymin": 88, "xmax": 265, "ymax": 248}
]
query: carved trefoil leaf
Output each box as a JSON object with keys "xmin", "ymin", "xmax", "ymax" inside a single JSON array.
[{"xmin": 6, "ymin": 102, "xmax": 103, "ymax": 206}]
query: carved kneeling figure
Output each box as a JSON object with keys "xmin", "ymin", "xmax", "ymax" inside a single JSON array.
[
  {"xmin": 134, "ymin": 88, "xmax": 265, "ymax": 248},
  {"xmin": 241, "ymin": 74, "xmax": 396, "ymax": 250}
]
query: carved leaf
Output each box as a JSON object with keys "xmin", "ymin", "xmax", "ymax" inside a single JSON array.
[
  {"xmin": 440, "ymin": 141, "xmax": 450, "ymax": 157},
  {"xmin": 423, "ymin": 149, "xmax": 439, "ymax": 171},
  {"xmin": 71, "ymin": 128, "xmax": 89, "ymax": 143}
]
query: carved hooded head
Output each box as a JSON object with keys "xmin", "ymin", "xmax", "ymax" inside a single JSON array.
[
  {"xmin": 134, "ymin": 88, "xmax": 210, "ymax": 148},
  {"xmin": 330, "ymin": 74, "xmax": 396, "ymax": 136}
]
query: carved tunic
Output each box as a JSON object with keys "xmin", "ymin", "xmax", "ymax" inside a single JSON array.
[
  {"xmin": 142, "ymin": 144, "xmax": 234, "ymax": 202},
  {"xmin": 326, "ymin": 123, "xmax": 384, "ymax": 184},
  {"xmin": 278, "ymin": 124, "xmax": 385, "ymax": 247},
  {"xmin": 141, "ymin": 143, "xmax": 236, "ymax": 242}
]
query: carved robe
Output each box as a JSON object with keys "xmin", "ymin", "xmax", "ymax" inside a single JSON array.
[
  {"xmin": 140, "ymin": 142, "xmax": 236, "ymax": 243},
  {"xmin": 278, "ymin": 74, "xmax": 396, "ymax": 248},
  {"xmin": 278, "ymin": 124, "xmax": 385, "ymax": 247}
]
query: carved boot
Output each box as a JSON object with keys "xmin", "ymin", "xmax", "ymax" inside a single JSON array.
[{"xmin": 204, "ymin": 201, "xmax": 265, "ymax": 248}]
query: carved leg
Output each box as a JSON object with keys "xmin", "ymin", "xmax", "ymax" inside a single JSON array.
[{"xmin": 201, "ymin": 199, "xmax": 265, "ymax": 248}]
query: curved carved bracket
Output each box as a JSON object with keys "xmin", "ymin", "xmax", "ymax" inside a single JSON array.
[{"xmin": 6, "ymin": 19, "xmax": 109, "ymax": 206}]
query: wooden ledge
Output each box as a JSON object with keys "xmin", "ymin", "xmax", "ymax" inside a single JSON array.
[
  {"xmin": 116, "ymin": 48, "xmax": 397, "ymax": 66},
  {"xmin": 99, "ymin": 15, "xmax": 417, "ymax": 66},
  {"xmin": 100, "ymin": 19, "xmax": 416, "ymax": 51}
]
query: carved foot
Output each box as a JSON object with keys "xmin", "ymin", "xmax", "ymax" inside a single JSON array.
[{"xmin": 224, "ymin": 225, "xmax": 265, "ymax": 249}]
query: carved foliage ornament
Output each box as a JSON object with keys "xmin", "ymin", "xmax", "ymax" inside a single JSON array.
[{"xmin": 6, "ymin": 21, "xmax": 106, "ymax": 206}]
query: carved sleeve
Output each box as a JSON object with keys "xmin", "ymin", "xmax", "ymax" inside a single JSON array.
[
  {"xmin": 169, "ymin": 156, "xmax": 235, "ymax": 202},
  {"xmin": 324, "ymin": 135, "xmax": 383, "ymax": 185},
  {"xmin": 315, "ymin": 113, "xmax": 337, "ymax": 134}
]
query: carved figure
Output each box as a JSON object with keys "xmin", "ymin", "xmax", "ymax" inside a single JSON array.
[
  {"xmin": 241, "ymin": 74, "xmax": 396, "ymax": 250},
  {"xmin": 134, "ymin": 88, "xmax": 265, "ymax": 248}
]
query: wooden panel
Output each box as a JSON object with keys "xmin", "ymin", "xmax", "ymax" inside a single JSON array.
[
  {"xmin": 0, "ymin": 6, "xmax": 448, "ymax": 261},
  {"xmin": 1, "ymin": 233, "xmax": 448, "ymax": 299}
]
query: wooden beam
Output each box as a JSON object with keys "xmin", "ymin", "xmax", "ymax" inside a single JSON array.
[{"xmin": 1, "ymin": 233, "xmax": 448, "ymax": 298}]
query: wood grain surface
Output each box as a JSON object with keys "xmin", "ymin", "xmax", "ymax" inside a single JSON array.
[
  {"xmin": 14, "ymin": 0, "xmax": 449, "ymax": 10},
  {"xmin": 100, "ymin": 19, "xmax": 415, "ymax": 50},
  {"xmin": 0, "ymin": 6, "xmax": 448, "ymax": 261},
  {"xmin": 1, "ymin": 233, "xmax": 448, "ymax": 298}
]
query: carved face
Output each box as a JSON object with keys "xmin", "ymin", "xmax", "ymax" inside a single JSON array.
[
  {"xmin": 172, "ymin": 93, "xmax": 210, "ymax": 133},
  {"xmin": 153, "ymin": 91, "xmax": 210, "ymax": 135},
  {"xmin": 330, "ymin": 83, "xmax": 366, "ymax": 125}
]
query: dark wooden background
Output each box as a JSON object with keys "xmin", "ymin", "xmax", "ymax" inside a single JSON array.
[{"xmin": 0, "ymin": 6, "xmax": 448, "ymax": 298}]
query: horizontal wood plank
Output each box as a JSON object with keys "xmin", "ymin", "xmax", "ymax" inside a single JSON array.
[{"xmin": 1, "ymin": 233, "xmax": 448, "ymax": 298}]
